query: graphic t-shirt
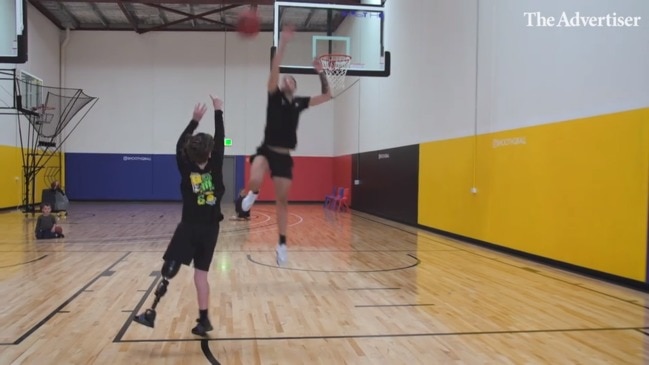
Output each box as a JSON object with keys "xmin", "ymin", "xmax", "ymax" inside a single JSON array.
[{"xmin": 176, "ymin": 111, "xmax": 225, "ymax": 225}]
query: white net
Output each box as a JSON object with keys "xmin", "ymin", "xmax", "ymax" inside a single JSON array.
[{"xmin": 319, "ymin": 54, "xmax": 352, "ymax": 95}]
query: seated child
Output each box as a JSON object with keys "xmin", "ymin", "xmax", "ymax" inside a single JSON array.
[{"xmin": 35, "ymin": 203, "xmax": 65, "ymax": 239}]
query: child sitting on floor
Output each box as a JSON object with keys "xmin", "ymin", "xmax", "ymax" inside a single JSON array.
[{"xmin": 35, "ymin": 203, "xmax": 64, "ymax": 239}]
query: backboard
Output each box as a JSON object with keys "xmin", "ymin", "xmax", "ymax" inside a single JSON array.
[
  {"xmin": 272, "ymin": 1, "xmax": 390, "ymax": 77},
  {"xmin": 0, "ymin": 0, "xmax": 28, "ymax": 64}
]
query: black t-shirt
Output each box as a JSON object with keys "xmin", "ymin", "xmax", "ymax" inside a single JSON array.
[
  {"xmin": 176, "ymin": 111, "xmax": 225, "ymax": 225},
  {"xmin": 262, "ymin": 87, "xmax": 310, "ymax": 149}
]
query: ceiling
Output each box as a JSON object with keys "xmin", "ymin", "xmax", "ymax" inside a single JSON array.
[{"xmin": 27, "ymin": 0, "xmax": 367, "ymax": 34}]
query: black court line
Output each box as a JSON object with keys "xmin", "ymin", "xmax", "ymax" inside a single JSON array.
[
  {"xmin": 0, "ymin": 255, "xmax": 47, "ymax": 269},
  {"xmin": 355, "ymin": 303, "xmax": 435, "ymax": 308},
  {"xmin": 58, "ymin": 311, "xmax": 70, "ymax": 313},
  {"xmin": 201, "ymin": 340, "xmax": 221, "ymax": 365},
  {"xmin": 0, "ymin": 248, "xmax": 450, "ymax": 254},
  {"xmin": 10, "ymin": 252, "xmax": 130, "ymax": 345},
  {"xmin": 246, "ymin": 253, "xmax": 419, "ymax": 273},
  {"xmin": 114, "ymin": 325, "xmax": 649, "ymax": 343},
  {"xmin": 354, "ymin": 213, "xmax": 649, "ymax": 310},
  {"xmin": 113, "ymin": 271, "xmax": 161, "ymax": 343},
  {"xmin": 637, "ymin": 329, "xmax": 649, "ymax": 337},
  {"xmin": 348, "ymin": 288, "xmax": 401, "ymax": 291}
]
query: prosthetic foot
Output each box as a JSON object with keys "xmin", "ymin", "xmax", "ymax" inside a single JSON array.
[{"xmin": 133, "ymin": 260, "xmax": 180, "ymax": 328}]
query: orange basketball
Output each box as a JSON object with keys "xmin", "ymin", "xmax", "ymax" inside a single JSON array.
[
  {"xmin": 237, "ymin": 11, "xmax": 260, "ymax": 38},
  {"xmin": 54, "ymin": 226, "xmax": 63, "ymax": 234}
]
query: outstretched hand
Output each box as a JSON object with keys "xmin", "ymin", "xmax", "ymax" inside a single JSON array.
[
  {"xmin": 280, "ymin": 25, "xmax": 295, "ymax": 44},
  {"xmin": 210, "ymin": 95, "xmax": 223, "ymax": 110},
  {"xmin": 313, "ymin": 58, "xmax": 324, "ymax": 73},
  {"xmin": 192, "ymin": 103, "xmax": 208, "ymax": 122}
]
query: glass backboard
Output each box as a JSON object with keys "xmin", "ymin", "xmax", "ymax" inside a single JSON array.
[
  {"xmin": 272, "ymin": 1, "xmax": 390, "ymax": 77},
  {"xmin": 0, "ymin": 0, "xmax": 27, "ymax": 64}
]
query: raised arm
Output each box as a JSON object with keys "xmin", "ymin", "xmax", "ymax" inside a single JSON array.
[
  {"xmin": 176, "ymin": 103, "xmax": 207, "ymax": 168},
  {"xmin": 210, "ymin": 95, "xmax": 225, "ymax": 173},
  {"xmin": 268, "ymin": 25, "xmax": 295, "ymax": 93},
  {"xmin": 309, "ymin": 58, "xmax": 333, "ymax": 107}
]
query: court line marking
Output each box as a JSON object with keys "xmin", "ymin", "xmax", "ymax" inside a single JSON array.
[
  {"xmin": 353, "ymin": 213, "xmax": 649, "ymax": 310},
  {"xmin": 0, "ymin": 254, "xmax": 47, "ymax": 269},
  {"xmin": 0, "ymin": 211, "xmax": 303, "ymax": 244},
  {"xmin": 355, "ymin": 303, "xmax": 435, "ymax": 308},
  {"xmin": 6, "ymin": 252, "xmax": 131, "ymax": 345},
  {"xmin": 636, "ymin": 329, "xmax": 649, "ymax": 337},
  {"xmin": 112, "ymin": 326, "xmax": 649, "ymax": 344},
  {"xmin": 113, "ymin": 271, "xmax": 161, "ymax": 343},
  {"xmin": 246, "ymin": 253, "xmax": 419, "ymax": 273}
]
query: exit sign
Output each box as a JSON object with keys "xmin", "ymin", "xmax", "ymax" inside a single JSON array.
[{"xmin": 224, "ymin": 138, "xmax": 232, "ymax": 147}]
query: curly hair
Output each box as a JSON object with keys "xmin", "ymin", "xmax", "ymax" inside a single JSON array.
[{"xmin": 184, "ymin": 133, "xmax": 214, "ymax": 164}]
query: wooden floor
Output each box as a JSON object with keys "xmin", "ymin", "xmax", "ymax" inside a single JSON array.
[{"xmin": 0, "ymin": 202, "xmax": 648, "ymax": 364}]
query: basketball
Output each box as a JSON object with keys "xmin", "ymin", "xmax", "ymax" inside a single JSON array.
[
  {"xmin": 237, "ymin": 11, "xmax": 260, "ymax": 38},
  {"xmin": 54, "ymin": 226, "xmax": 63, "ymax": 234}
]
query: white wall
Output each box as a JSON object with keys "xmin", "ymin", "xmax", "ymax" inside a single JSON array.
[
  {"xmin": 477, "ymin": 0, "xmax": 649, "ymax": 133},
  {"xmin": 334, "ymin": 0, "xmax": 478, "ymax": 155},
  {"xmin": 0, "ymin": 3, "xmax": 61, "ymax": 147},
  {"xmin": 63, "ymin": 31, "xmax": 333, "ymax": 157},
  {"xmin": 333, "ymin": 0, "xmax": 649, "ymax": 155}
]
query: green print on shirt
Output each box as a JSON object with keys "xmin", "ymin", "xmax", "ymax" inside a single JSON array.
[{"xmin": 190, "ymin": 172, "xmax": 216, "ymax": 206}]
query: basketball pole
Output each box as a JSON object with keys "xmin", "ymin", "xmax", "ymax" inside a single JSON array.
[{"xmin": 327, "ymin": 10, "xmax": 333, "ymax": 55}]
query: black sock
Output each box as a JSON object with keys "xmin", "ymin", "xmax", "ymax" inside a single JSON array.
[
  {"xmin": 252, "ymin": 190, "xmax": 259, "ymax": 194},
  {"xmin": 199, "ymin": 309, "xmax": 208, "ymax": 322},
  {"xmin": 279, "ymin": 235, "xmax": 286, "ymax": 245}
]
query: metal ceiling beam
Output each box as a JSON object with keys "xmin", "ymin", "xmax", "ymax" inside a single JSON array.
[
  {"xmin": 43, "ymin": 0, "xmax": 363, "ymax": 5},
  {"xmin": 157, "ymin": 7, "xmax": 168, "ymax": 24},
  {"xmin": 57, "ymin": 1, "xmax": 81, "ymax": 29},
  {"xmin": 188, "ymin": 4, "xmax": 196, "ymax": 28},
  {"xmin": 89, "ymin": 2, "xmax": 110, "ymax": 28},
  {"xmin": 143, "ymin": 4, "xmax": 235, "ymax": 26},
  {"xmin": 302, "ymin": 9, "xmax": 315, "ymax": 28},
  {"xmin": 28, "ymin": 0, "xmax": 65, "ymax": 30},
  {"xmin": 138, "ymin": 4, "xmax": 239, "ymax": 34},
  {"xmin": 117, "ymin": 0, "xmax": 139, "ymax": 32}
]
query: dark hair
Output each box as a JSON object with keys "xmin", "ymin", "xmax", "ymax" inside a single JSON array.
[
  {"xmin": 41, "ymin": 203, "xmax": 51, "ymax": 209},
  {"xmin": 184, "ymin": 133, "xmax": 214, "ymax": 164},
  {"xmin": 288, "ymin": 75, "xmax": 297, "ymax": 88}
]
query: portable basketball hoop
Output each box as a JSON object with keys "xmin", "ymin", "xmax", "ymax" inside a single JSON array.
[{"xmin": 319, "ymin": 54, "xmax": 352, "ymax": 95}]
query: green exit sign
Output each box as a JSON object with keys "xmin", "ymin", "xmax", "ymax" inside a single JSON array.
[{"xmin": 224, "ymin": 138, "xmax": 232, "ymax": 147}]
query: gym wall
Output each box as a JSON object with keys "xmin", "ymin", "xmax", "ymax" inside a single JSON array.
[
  {"xmin": 0, "ymin": 3, "xmax": 62, "ymax": 209},
  {"xmin": 335, "ymin": 0, "xmax": 649, "ymax": 284},
  {"xmin": 63, "ymin": 31, "xmax": 335, "ymax": 202}
]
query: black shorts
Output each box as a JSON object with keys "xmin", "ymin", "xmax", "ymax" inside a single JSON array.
[
  {"xmin": 250, "ymin": 145, "xmax": 293, "ymax": 179},
  {"xmin": 163, "ymin": 222, "xmax": 220, "ymax": 271}
]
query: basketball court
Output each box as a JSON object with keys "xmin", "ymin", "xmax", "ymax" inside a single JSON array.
[
  {"xmin": 1, "ymin": 0, "xmax": 648, "ymax": 364},
  {"xmin": 1, "ymin": 203, "xmax": 648, "ymax": 364}
]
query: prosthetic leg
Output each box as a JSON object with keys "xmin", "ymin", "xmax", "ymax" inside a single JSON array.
[{"xmin": 133, "ymin": 260, "xmax": 180, "ymax": 328}]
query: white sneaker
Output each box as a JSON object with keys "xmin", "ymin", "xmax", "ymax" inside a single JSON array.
[
  {"xmin": 276, "ymin": 244, "xmax": 287, "ymax": 266},
  {"xmin": 242, "ymin": 191, "xmax": 257, "ymax": 212}
]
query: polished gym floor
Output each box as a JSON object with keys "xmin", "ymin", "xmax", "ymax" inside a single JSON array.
[{"xmin": 0, "ymin": 202, "xmax": 647, "ymax": 364}]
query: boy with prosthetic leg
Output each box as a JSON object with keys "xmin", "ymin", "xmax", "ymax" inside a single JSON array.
[{"xmin": 134, "ymin": 96, "xmax": 226, "ymax": 336}]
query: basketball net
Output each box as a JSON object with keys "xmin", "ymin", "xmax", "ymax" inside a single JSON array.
[{"xmin": 318, "ymin": 54, "xmax": 352, "ymax": 96}]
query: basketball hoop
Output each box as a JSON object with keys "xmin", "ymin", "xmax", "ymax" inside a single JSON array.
[{"xmin": 318, "ymin": 54, "xmax": 352, "ymax": 95}]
